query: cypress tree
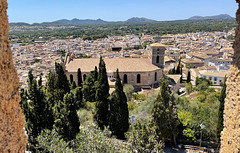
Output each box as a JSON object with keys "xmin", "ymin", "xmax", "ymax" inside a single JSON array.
[
  {"xmin": 180, "ymin": 67, "xmax": 183, "ymax": 83},
  {"xmin": 72, "ymin": 87, "xmax": 84, "ymax": 110},
  {"xmin": 217, "ymin": 79, "xmax": 227, "ymax": 141},
  {"xmin": 176, "ymin": 63, "xmax": 180, "ymax": 75},
  {"xmin": 21, "ymin": 70, "xmax": 53, "ymax": 151},
  {"xmin": 109, "ymin": 69, "xmax": 129, "ymax": 139},
  {"xmin": 54, "ymin": 63, "xmax": 70, "ymax": 101},
  {"xmin": 71, "ymin": 81, "xmax": 77, "ymax": 90},
  {"xmin": 95, "ymin": 57, "xmax": 110, "ymax": 130},
  {"xmin": 82, "ymin": 71, "xmax": 97, "ymax": 102},
  {"xmin": 168, "ymin": 69, "xmax": 172, "ymax": 74},
  {"xmin": 45, "ymin": 70, "xmax": 57, "ymax": 109},
  {"xmin": 172, "ymin": 67, "xmax": 176, "ymax": 74},
  {"xmin": 152, "ymin": 75, "xmax": 179, "ymax": 145},
  {"xmin": 187, "ymin": 71, "xmax": 191, "ymax": 83},
  {"xmin": 53, "ymin": 92, "xmax": 80, "ymax": 141},
  {"xmin": 94, "ymin": 66, "xmax": 98, "ymax": 81},
  {"xmin": 77, "ymin": 68, "xmax": 83, "ymax": 87},
  {"xmin": 55, "ymin": 62, "xmax": 70, "ymax": 95}
]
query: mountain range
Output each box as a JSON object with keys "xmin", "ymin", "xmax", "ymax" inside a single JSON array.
[
  {"xmin": 10, "ymin": 14, "xmax": 234, "ymax": 26},
  {"xmin": 188, "ymin": 14, "xmax": 233, "ymax": 20},
  {"xmin": 54, "ymin": 17, "xmax": 157, "ymax": 24}
]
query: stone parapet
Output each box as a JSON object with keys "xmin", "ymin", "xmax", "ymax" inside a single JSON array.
[
  {"xmin": 0, "ymin": 0, "xmax": 27, "ymax": 152},
  {"xmin": 220, "ymin": 1, "xmax": 240, "ymax": 152}
]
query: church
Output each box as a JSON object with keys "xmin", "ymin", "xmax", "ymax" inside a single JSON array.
[{"xmin": 64, "ymin": 43, "xmax": 166, "ymax": 89}]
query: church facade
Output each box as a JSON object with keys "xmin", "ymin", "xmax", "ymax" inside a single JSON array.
[{"xmin": 64, "ymin": 43, "xmax": 166, "ymax": 89}]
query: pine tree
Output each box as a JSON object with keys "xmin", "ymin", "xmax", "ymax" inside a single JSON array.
[
  {"xmin": 187, "ymin": 71, "xmax": 191, "ymax": 83},
  {"xmin": 82, "ymin": 71, "xmax": 97, "ymax": 102},
  {"xmin": 53, "ymin": 92, "xmax": 80, "ymax": 141},
  {"xmin": 77, "ymin": 68, "xmax": 83, "ymax": 87},
  {"xmin": 216, "ymin": 79, "xmax": 227, "ymax": 141},
  {"xmin": 95, "ymin": 57, "xmax": 110, "ymax": 130},
  {"xmin": 152, "ymin": 75, "xmax": 179, "ymax": 146},
  {"xmin": 109, "ymin": 69, "xmax": 129, "ymax": 139}
]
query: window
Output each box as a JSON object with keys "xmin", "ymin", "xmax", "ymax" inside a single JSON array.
[
  {"xmin": 137, "ymin": 74, "xmax": 141, "ymax": 83},
  {"xmin": 219, "ymin": 80, "xmax": 222, "ymax": 83},
  {"xmin": 124, "ymin": 74, "xmax": 128, "ymax": 84},
  {"xmin": 155, "ymin": 72, "xmax": 157, "ymax": 81},
  {"xmin": 156, "ymin": 56, "xmax": 159, "ymax": 63},
  {"xmin": 209, "ymin": 77, "xmax": 212, "ymax": 80},
  {"xmin": 70, "ymin": 74, "xmax": 73, "ymax": 84},
  {"xmin": 214, "ymin": 77, "xmax": 217, "ymax": 81},
  {"xmin": 83, "ymin": 74, "xmax": 87, "ymax": 81}
]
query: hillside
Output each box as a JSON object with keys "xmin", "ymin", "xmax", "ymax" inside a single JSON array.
[{"xmin": 188, "ymin": 14, "xmax": 233, "ymax": 20}]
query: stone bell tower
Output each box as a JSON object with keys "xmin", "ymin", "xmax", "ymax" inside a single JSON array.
[{"xmin": 149, "ymin": 43, "xmax": 166, "ymax": 68}]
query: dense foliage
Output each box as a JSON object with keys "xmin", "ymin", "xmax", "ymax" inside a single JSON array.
[
  {"xmin": 36, "ymin": 124, "xmax": 132, "ymax": 153},
  {"xmin": 126, "ymin": 119, "xmax": 164, "ymax": 153},
  {"xmin": 20, "ymin": 57, "xmax": 223, "ymax": 151}
]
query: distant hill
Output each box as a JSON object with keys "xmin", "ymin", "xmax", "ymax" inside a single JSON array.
[
  {"xmin": 188, "ymin": 14, "xmax": 233, "ymax": 20},
  {"xmin": 54, "ymin": 17, "xmax": 156, "ymax": 24},
  {"xmin": 55, "ymin": 18, "xmax": 108, "ymax": 24},
  {"xmin": 125, "ymin": 17, "xmax": 157, "ymax": 23},
  {"xmin": 10, "ymin": 17, "xmax": 158, "ymax": 26}
]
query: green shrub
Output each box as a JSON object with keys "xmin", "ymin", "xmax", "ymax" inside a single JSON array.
[{"xmin": 136, "ymin": 94, "xmax": 147, "ymax": 101}]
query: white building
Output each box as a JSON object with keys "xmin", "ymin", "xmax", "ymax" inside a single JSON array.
[
  {"xmin": 208, "ymin": 59, "xmax": 232, "ymax": 67},
  {"xmin": 198, "ymin": 70, "xmax": 227, "ymax": 85}
]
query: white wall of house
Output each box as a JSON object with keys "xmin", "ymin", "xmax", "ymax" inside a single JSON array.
[{"xmin": 199, "ymin": 74, "xmax": 225, "ymax": 85}]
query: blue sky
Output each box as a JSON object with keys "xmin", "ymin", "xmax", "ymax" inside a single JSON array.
[{"xmin": 7, "ymin": 0, "xmax": 238, "ymax": 23}]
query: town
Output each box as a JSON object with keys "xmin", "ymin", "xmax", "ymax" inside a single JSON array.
[{"xmin": 12, "ymin": 30, "xmax": 234, "ymax": 93}]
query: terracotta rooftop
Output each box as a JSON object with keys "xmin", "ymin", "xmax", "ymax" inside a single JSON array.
[
  {"xmin": 210, "ymin": 59, "xmax": 232, "ymax": 62},
  {"xmin": 167, "ymin": 75, "xmax": 182, "ymax": 85},
  {"xmin": 65, "ymin": 58, "xmax": 161, "ymax": 73},
  {"xmin": 199, "ymin": 70, "xmax": 228, "ymax": 78},
  {"xmin": 150, "ymin": 43, "xmax": 168, "ymax": 47},
  {"xmin": 182, "ymin": 59, "xmax": 204, "ymax": 64}
]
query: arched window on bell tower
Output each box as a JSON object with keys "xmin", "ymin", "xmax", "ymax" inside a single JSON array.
[
  {"xmin": 155, "ymin": 72, "xmax": 157, "ymax": 81},
  {"xmin": 124, "ymin": 74, "xmax": 128, "ymax": 84},
  {"xmin": 137, "ymin": 74, "xmax": 141, "ymax": 83},
  {"xmin": 83, "ymin": 74, "xmax": 86, "ymax": 81},
  {"xmin": 156, "ymin": 55, "xmax": 159, "ymax": 63}
]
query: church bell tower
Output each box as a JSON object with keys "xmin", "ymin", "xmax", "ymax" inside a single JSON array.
[{"xmin": 149, "ymin": 43, "xmax": 166, "ymax": 68}]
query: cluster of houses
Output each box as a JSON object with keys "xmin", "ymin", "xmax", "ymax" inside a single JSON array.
[{"xmin": 12, "ymin": 30, "xmax": 234, "ymax": 93}]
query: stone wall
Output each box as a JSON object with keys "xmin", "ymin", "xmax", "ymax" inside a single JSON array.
[
  {"xmin": 0, "ymin": 0, "xmax": 27, "ymax": 152},
  {"xmin": 220, "ymin": 0, "xmax": 240, "ymax": 152}
]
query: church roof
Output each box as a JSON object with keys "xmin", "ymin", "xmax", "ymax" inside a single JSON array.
[{"xmin": 65, "ymin": 58, "xmax": 160, "ymax": 73}]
